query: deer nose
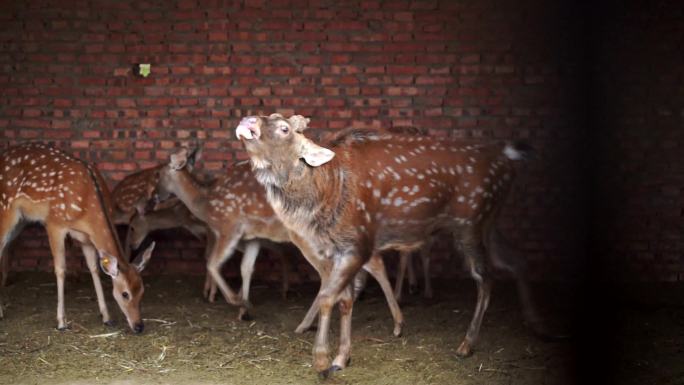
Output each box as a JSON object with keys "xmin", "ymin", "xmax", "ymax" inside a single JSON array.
[
  {"xmin": 236, "ymin": 118, "xmax": 261, "ymax": 140},
  {"xmin": 133, "ymin": 322, "xmax": 144, "ymax": 334}
]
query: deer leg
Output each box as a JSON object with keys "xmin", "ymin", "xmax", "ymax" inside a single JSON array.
[
  {"xmin": 0, "ymin": 247, "xmax": 9, "ymax": 288},
  {"xmin": 288, "ymin": 231, "xmax": 330, "ymax": 334},
  {"xmin": 82, "ymin": 243, "xmax": 113, "ymax": 326},
  {"xmin": 46, "ymin": 226, "xmax": 69, "ymax": 330},
  {"xmin": 206, "ymin": 232, "xmax": 243, "ymax": 309},
  {"xmin": 456, "ymin": 237, "xmax": 492, "ymax": 357},
  {"xmin": 486, "ymin": 227, "xmax": 558, "ymax": 339},
  {"xmin": 0, "ymin": 212, "xmax": 23, "ymax": 318},
  {"xmin": 202, "ymin": 232, "xmax": 217, "ymax": 302},
  {"xmin": 394, "ymin": 251, "xmax": 409, "ymax": 303},
  {"xmin": 296, "ymin": 273, "xmax": 328, "ymax": 334},
  {"xmin": 407, "ymin": 252, "xmax": 418, "ymax": 295},
  {"xmin": 332, "ymin": 283, "xmax": 354, "ymax": 369},
  {"xmin": 364, "ymin": 254, "xmax": 404, "ymax": 337},
  {"xmin": 237, "ymin": 240, "xmax": 260, "ymax": 321},
  {"xmin": 352, "ymin": 269, "xmax": 369, "ymax": 301},
  {"xmin": 420, "ymin": 244, "xmax": 433, "ymax": 299},
  {"xmin": 277, "ymin": 249, "xmax": 290, "ymax": 300},
  {"xmin": 314, "ymin": 254, "xmax": 363, "ymax": 377}
]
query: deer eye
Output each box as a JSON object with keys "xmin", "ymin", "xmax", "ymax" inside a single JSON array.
[{"xmin": 122, "ymin": 292, "xmax": 129, "ymax": 300}]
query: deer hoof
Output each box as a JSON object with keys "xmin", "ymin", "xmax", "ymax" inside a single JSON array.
[
  {"xmin": 103, "ymin": 319, "xmax": 116, "ymax": 327},
  {"xmin": 238, "ymin": 308, "xmax": 253, "ymax": 321},
  {"xmin": 393, "ymin": 323, "xmax": 403, "ymax": 337},
  {"xmin": 318, "ymin": 365, "xmax": 342, "ymax": 380},
  {"xmin": 455, "ymin": 341, "xmax": 473, "ymax": 358},
  {"xmin": 56, "ymin": 325, "xmax": 69, "ymax": 332}
]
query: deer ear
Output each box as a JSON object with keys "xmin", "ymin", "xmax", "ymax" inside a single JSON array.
[
  {"xmin": 132, "ymin": 241, "xmax": 155, "ymax": 272},
  {"xmin": 99, "ymin": 251, "xmax": 119, "ymax": 278},
  {"xmin": 300, "ymin": 138, "xmax": 335, "ymax": 167},
  {"xmin": 187, "ymin": 146, "xmax": 202, "ymax": 170},
  {"xmin": 288, "ymin": 115, "xmax": 311, "ymax": 133},
  {"xmin": 170, "ymin": 148, "xmax": 189, "ymax": 170}
]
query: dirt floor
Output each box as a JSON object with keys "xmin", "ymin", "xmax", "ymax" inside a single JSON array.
[{"xmin": 0, "ymin": 272, "xmax": 680, "ymax": 385}]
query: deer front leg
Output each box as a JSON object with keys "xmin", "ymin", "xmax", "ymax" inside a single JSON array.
[
  {"xmin": 206, "ymin": 232, "xmax": 244, "ymax": 313},
  {"xmin": 364, "ymin": 254, "xmax": 404, "ymax": 337},
  {"xmin": 237, "ymin": 240, "xmax": 260, "ymax": 321},
  {"xmin": 296, "ymin": 274, "xmax": 328, "ymax": 334},
  {"xmin": 202, "ymin": 233, "xmax": 217, "ymax": 301},
  {"xmin": 82, "ymin": 244, "xmax": 113, "ymax": 326},
  {"xmin": 315, "ymin": 254, "xmax": 363, "ymax": 377},
  {"xmin": 47, "ymin": 226, "xmax": 68, "ymax": 330}
]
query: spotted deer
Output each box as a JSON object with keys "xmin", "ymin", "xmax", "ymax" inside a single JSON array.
[
  {"xmin": 155, "ymin": 149, "xmax": 405, "ymax": 334},
  {"xmin": 0, "ymin": 143, "xmax": 155, "ymax": 332},
  {"xmin": 125, "ymin": 199, "xmax": 293, "ymax": 301},
  {"xmin": 111, "ymin": 164, "xmax": 163, "ymax": 225},
  {"xmin": 236, "ymin": 114, "xmax": 544, "ymax": 376}
]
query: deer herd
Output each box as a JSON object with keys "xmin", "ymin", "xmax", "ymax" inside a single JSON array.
[{"xmin": 0, "ymin": 113, "xmax": 555, "ymax": 378}]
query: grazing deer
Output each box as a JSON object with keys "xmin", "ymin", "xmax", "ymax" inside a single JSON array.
[
  {"xmin": 154, "ymin": 149, "xmax": 405, "ymax": 335},
  {"xmin": 0, "ymin": 143, "xmax": 155, "ymax": 332},
  {"xmin": 236, "ymin": 114, "xmax": 543, "ymax": 376}
]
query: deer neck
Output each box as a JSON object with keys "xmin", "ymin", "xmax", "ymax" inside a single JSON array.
[{"xmin": 168, "ymin": 170, "xmax": 209, "ymax": 222}]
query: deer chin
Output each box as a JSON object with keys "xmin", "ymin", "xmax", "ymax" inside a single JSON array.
[{"xmin": 249, "ymin": 156, "xmax": 271, "ymax": 170}]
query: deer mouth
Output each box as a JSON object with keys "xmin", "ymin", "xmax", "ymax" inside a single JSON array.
[{"xmin": 236, "ymin": 117, "xmax": 261, "ymax": 141}]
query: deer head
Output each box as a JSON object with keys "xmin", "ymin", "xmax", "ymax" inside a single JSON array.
[
  {"xmin": 99, "ymin": 242, "xmax": 155, "ymax": 333},
  {"xmin": 235, "ymin": 114, "xmax": 332, "ymax": 186},
  {"xmin": 154, "ymin": 146, "xmax": 202, "ymax": 202}
]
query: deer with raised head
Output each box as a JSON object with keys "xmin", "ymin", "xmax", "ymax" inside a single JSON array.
[
  {"xmin": 154, "ymin": 149, "xmax": 405, "ymax": 334},
  {"xmin": 236, "ymin": 114, "xmax": 546, "ymax": 377},
  {"xmin": 0, "ymin": 143, "xmax": 155, "ymax": 331}
]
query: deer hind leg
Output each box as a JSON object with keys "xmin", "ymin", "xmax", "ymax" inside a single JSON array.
[
  {"xmin": 394, "ymin": 251, "xmax": 409, "ymax": 303},
  {"xmin": 456, "ymin": 235, "xmax": 492, "ymax": 358},
  {"xmin": 314, "ymin": 254, "xmax": 363, "ymax": 377},
  {"xmin": 277, "ymin": 249, "xmax": 290, "ymax": 300},
  {"xmin": 420, "ymin": 243, "xmax": 433, "ymax": 299},
  {"xmin": 485, "ymin": 227, "xmax": 554, "ymax": 338},
  {"xmin": 0, "ymin": 247, "xmax": 9, "ymax": 288},
  {"xmin": 206, "ymin": 232, "xmax": 244, "ymax": 311},
  {"xmin": 46, "ymin": 225, "xmax": 69, "ymax": 330},
  {"xmin": 364, "ymin": 254, "xmax": 404, "ymax": 337},
  {"xmin": 352, "ymin": 269, "xmax": 369, "ymax": 301},
  {"xmin": 81, "ymin": 243, "xmax": 113, "ymax": 326},
  {"xmin": 407, "ymin": 252, "xmax": 418, "ymax": 295},
  {"xmin": 237, "ymin": 240, "xmax": 260, "ymax": 321}
]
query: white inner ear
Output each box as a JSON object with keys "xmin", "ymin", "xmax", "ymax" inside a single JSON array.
[
  {"xmin": 98, "ymin": 251, "xmax": 119, "ymax": 278},
  {"xmin": 301, "ymin": 140, "xmax": 335, "ymax": 167}
]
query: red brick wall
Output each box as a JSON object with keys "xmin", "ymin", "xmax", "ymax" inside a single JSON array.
[
  {"xmin": 593, "ymin": 0, "xmax": 684, "ymax": 282},
  {"xmin": 0, "ymin": 0, "xmax": 588, "ymax": 282}
]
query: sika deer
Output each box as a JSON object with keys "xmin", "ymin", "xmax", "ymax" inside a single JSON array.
[
  {"xmin": 125, "ymin": 199, "xmax": 292, "ymax": 301},
  {"xmin": 0, "ymin": 143, "xmax": 155, "ymax": 331},
  {"xmin": 236, "ymin": 114, "xmax": 537, "ymax": 376},
  {"xmin": 111, "ymin": 165, "xmax": 163, "ymax": 225},
  {"xmin": 155, "ymin": 149, "xmax": 404, "ymax": 334}
]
